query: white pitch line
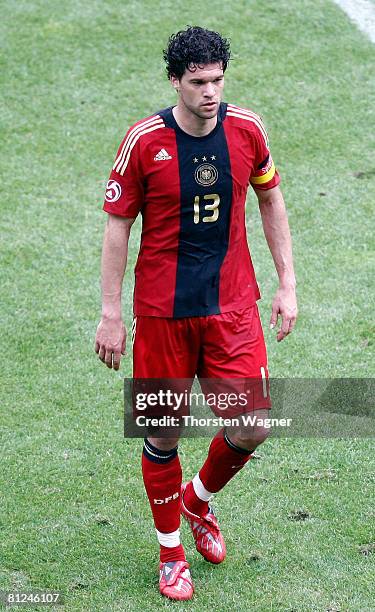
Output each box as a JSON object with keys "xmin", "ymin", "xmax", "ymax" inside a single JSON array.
[{"xmin": 332, "ymin": 0, "xmax": 375, "ymax": 43}]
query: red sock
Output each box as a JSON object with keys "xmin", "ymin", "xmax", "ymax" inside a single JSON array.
[
  {"xmin": 141, "ymin": 439, "xmax": 186, "ymax": 563},
  {"xmin": 183, "ymin": 480, "xmax": 209, "ymax": 517},
  {"xmin": 159, "ymin": 543, "xmax": 185, "ymax": 563},
  {"xmin": 199, "ymin": 428, "xmax": 253, "ymax": 493}
]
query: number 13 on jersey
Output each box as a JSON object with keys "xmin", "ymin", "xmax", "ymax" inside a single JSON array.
[{"xmin": 193, "ymin": 194, "xmax": 220, "ymax": 224}]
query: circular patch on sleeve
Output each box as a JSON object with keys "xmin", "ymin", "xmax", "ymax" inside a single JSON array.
[{"xmin": 105, "ymin": 180, "xmax": 122, "ymax": 202}]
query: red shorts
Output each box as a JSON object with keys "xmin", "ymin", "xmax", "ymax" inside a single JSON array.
[{"xmin": 132, "ymin": 305, "xmax": 271, "ymax": 415}]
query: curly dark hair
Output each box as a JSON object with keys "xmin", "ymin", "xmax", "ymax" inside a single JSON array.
[{"xmin": 163, "ymin": 26, "xmax": 231, "ymax": 79}]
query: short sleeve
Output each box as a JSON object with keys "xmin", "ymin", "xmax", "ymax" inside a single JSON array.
[
  {"xmin": 250, "ymin": 120, "xmax": 280, "ymax": 191},
  {"xmin": 103, "ymin": 129, "xmax": 144, "ymax": 218}
]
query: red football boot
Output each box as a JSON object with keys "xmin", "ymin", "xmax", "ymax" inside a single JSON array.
[
  {"xmin": 181, "ymin": 483, "xmax": 226, "ymax": 564},
  {"xmin": 159, "ymin": 560, "xmax": 194, "ymax": 600}
]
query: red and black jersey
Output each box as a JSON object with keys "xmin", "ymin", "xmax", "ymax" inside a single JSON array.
[{"xmin": 103, "ymin": 103, "xmax": 280, "ymax": 318}]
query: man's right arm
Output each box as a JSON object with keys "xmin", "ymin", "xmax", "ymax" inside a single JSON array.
[{"xmin": 95, "ymin": 214, "xmax": 136, "ymax": 370}]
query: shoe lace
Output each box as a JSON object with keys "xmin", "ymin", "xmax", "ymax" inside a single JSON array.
[{"xmin": 193, "ymin": 511, "xmax": 220, "ymax": 539}]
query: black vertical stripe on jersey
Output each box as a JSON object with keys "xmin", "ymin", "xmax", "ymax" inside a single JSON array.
[{"xmin": 172, "ymin": 106, "xmax": 232, "ymax": 317}]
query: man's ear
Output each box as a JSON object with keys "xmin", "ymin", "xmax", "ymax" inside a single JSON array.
[{"xmin": 170, "ymin": 75, "xmax": 180, "ymax": 92}]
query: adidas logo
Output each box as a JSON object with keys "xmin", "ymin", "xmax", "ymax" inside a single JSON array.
[{"xmin": 154, "ymin": 148, "xmax": 172, "ymax": 161}]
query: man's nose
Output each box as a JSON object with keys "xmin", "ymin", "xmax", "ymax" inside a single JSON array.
[{"xmin": 203, "ymin": 82, "xmax": 215, "ymax": 97}]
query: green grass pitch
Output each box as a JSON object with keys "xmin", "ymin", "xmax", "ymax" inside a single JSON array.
[{"xmin": 1, "ymin": 0, "xmax": 374, "ymax": 610}]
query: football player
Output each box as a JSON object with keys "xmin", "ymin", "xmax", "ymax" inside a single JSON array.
[{"xmin": 95, "ymin": 26, "xmax": 297, "ymax": 601}]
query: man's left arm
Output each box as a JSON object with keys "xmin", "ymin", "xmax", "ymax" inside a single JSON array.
[{"xmin": 255, "ymin": 185, "xmax": 298, "ymax": 342}]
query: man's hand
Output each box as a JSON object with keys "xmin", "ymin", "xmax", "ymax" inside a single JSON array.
[
  {"xmin": 95, "ymin": 316, "xmax": 126, "ymax": 370},
  {"xmin": 95, "ymin": 214, "xmax": 135, "ymax": 371},
  {"xmin": 270, "ymin": 286, "xmax": 298, "ymax": 342},
  {"xmin": 255, "ymin": 185, "xmax": 297, "ymax": 342}
]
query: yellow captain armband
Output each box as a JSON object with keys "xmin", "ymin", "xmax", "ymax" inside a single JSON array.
[{"xmin": 250, "ymin": 161, "xmax": 276, "ymax": 185}]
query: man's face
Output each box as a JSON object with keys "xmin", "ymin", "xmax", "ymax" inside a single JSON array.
[{"xmin": 171, "ymin": 62, "xmax": 225, "ymax": 120}]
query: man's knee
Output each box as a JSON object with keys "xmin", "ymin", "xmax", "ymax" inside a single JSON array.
[
  {"xmin": 227, "ymin": 427, "xmax": 269, "ymax": 451},
  {"xmin": 147, "ymin": 435, "xmax": 180, "ymax": 451},
  {"xmin": 226, "ymin": 409, "xmax": 271, "ymax": 451}
]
